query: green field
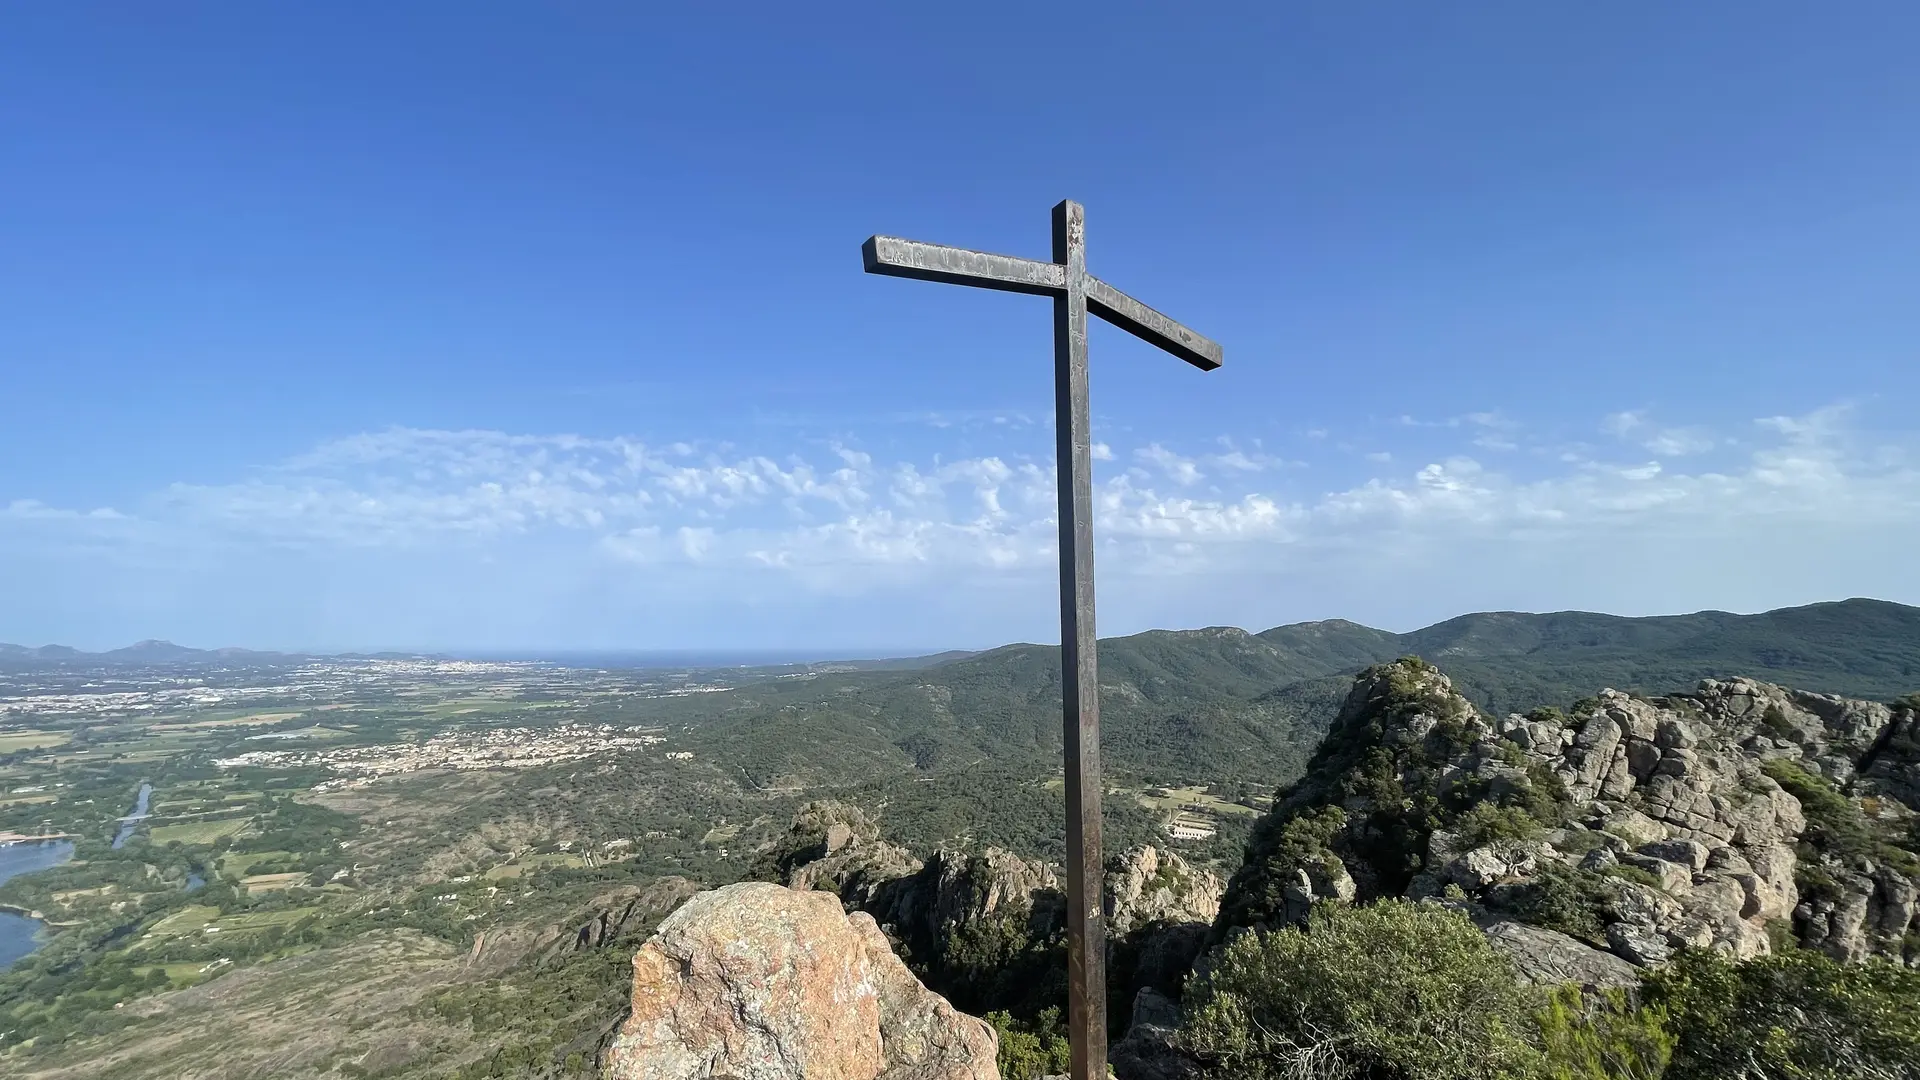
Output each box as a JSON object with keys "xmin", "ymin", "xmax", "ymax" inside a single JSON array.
[
  {"xmin": 239, "ymin": 873, "xmax": 307, "ymax": 894},
  {"xmin": 154, "ymin": 961, "xmax": 221, "ymax": 988},
  {"xmin": 236, "ymin": 726, "xmax": 352, "ymax": 742},
  {"xmin": 143, "ymin": 904, "xmax": 224, "ymax": 941},
  {"xmin": 217, "ymin": 850, "xmax": 295, "ymax": 878},
  {"xmin": 1135, "ymin": 784, "xmax": 1261, "ymax": 818},
  {"xmin": 210, "ymin": 906, "xmax": 324, "ymax": 934},
  {"xmin": 0, "ymin": 731, "xmax": 69, "ymax": 752},
  {"xmin": 149, "ymin": 817, "xmax": 252, "ymax": 845}
]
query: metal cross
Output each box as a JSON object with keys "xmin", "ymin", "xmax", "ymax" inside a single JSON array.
[{"xmin": 862, "ymin": 200, "xmax": 1221, "ymax": 1080}]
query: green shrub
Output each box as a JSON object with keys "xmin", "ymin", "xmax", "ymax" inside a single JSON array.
[
  {"xmin": 1645, "ymin": 947, "xmax": 1920, "ymax": 1079},
  {"xmin": 935, "ymin": 910, "xmax": 1061, "ymax": 1015},
  {"xmin": 1605, "ymin": 864, "xmax": 1664, "ymax": 890},
  {"xmin": 1552, "ymin": 829, "xmax": 1606, "ymax": 856},
  {"xmin": 1763, "ymin": 759, "xmax": 1867, "ymax": 850},
  {"xmin": 1763, "ymin": 759, "xmax": 1920, "ymax": 875},
  {"xmin": 1497, "ymin": 865, "xmax": 1616, "ymax": 946},
  {"xmin": 1455, "ymin": 803, "xmax": 1545, "ymax": 847},
  {"xmin": 1183, "ymin": 900, "xmax": 1546, "ymax": 1079},
  {"xmin": 986, "ymin": 1008, "xmax": 1072, "ymax": 1079},
  {"xmin": 1535, "ymin": 984, "xmax": 1672, "ymax": 1080}
]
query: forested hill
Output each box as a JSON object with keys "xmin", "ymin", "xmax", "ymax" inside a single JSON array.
[
  {"xmin": 677, "ymin": 598, "xmax": 1920, "ymax": 803},
  {"xmin": 946, "ymin": 597, "xmax": 1918, "ymax": 708}
]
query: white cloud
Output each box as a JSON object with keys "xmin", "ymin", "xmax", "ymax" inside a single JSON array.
[
  {"xmin": 1603, "ymin": 409, "xmax": 1717, "ymax": 457},
  {"xmin": 5, "ymin": 405, "xmax": 1916, "ymax": 648},
  {"xmin": 1135, "ymin": 444, "xmax": 1204, "ymax": 485},
  {"xmin": 4, "ymin": 499, "xmax": 123, "ymax": 521},
  {"xmin": 9, "ymin": 408, "xmax": 1913, "ymax": 567}
]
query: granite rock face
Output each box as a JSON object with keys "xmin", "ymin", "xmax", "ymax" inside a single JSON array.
[
  {"xmin": 1218, "ymin": 660, "xmax": 1920, "ymax": 973},
  {"xmin": 1485, "ymin": 682, "xmax": 1810, "ymax": 963},
  {"xmin": 603, "ymin": 882, "xmax": 998, "ymax": 1080},
  {"xmin": 1105, "ymin": 845, "xmax": 1222, "ymax": 938},
  {"xmin": 1105, "ymin": 845, "xmax": 1225, "ymax": 1008}
]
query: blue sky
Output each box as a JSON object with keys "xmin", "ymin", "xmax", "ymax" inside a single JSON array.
[{"xmin": 3, "ymin": 4, "xmax": 1917, "ymax": 652}]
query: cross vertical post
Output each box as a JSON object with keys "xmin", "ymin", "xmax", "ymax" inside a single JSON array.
[
  {"xmin": 862, "ymin": 201, "xmax": 1221, "ymax": 1080},
  {"xmin": 1052, "ymin": 199, "xmax": 1107, "ymax": 1078}
]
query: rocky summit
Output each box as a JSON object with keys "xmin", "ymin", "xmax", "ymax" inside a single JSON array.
[
  {"xmin": 601, "ymin": 881, "xmax": 998, "ymax": 1080},
  {"xmin": 603, "ymin": 659, "xmax": 1920, "ymax": 1079},
  {"xmin": 1218, "ymin": 659, "xmax": 1920, "ymax": 979}
]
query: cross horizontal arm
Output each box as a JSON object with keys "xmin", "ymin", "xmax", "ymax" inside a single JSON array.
[
  {"xmin": 1085, "ymin": 276, "xmax": 1223, "ymax": 371},
  {"xmin": 863, "ymin": 236, "xmax": 1068, "ymax": 297}
]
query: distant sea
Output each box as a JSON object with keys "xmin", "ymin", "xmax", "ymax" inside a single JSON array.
[{"xmin": 462, "ymin": 649, "xmax": 941, "ymax": 670}]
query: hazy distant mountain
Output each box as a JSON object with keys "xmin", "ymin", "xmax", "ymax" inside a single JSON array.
[
  {"xmin": 0, "ymin": 639, "xmax": 299, "ymax": 669},
  {"xmin": 805, "ymin": 650, "xmax": 981, "ymax": 672},
  {"xmin": 0, "ymin": 643, "xmax": 85, "ymax": 661},
  {"xmin": 103, "ymin": 639, "xmax": 233, "ymax": 663},
  {"xmin": 3, "ymin": 599, "xmax": 1914, "ymax": 695}
]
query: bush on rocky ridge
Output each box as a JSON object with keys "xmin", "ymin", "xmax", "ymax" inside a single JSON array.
[
  {"xmin": 1643, "ymin": 947, "xmax": 1920, "ymax": 1079},
  {"xmin": 1183, "ymin": 900, "xmax": 1547, "ymax": 1079}
]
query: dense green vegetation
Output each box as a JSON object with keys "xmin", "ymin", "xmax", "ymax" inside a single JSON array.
[
  {"xmin": 988, "ymin": 1007, "xmax": 1074, "ymax": 1079},
  {"xmin": 1645, "ymin": 948, "xmax": 1920, "ymax": 1079},
  {"xmin": 1762, "ymin": 757, "xmax": 1920, "ymax": 888},
  {"xmin": 1185, "ymin": 901, "xmax": 1559, "ymax": 1079},
  {"xmin": 1185, "ymin": 900, "xmax": 1919, "ymax": 1080},
  {"xmin": 423, "ymin": 911, "xmax": 675, "ymax": 1080}
]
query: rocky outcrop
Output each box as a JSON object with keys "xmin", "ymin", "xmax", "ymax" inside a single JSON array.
[
  {"xmin": 767, "ymin": 802, "xmax": 925, "ymax": 910},
  {"xmin": 1218, "ymin": 660, "xmax": 1920, "ymax": 973},
  {"xmin": 603, "ymin": 882, "xmax": 998, "ymax": 1080},
  {"xmin": 1105, "ymin": 845, "xmax": 1221, "ymax": 938},
  {"xmin": 762, "ymin": 809, "xmax": 1231, "ymax": 1012},
  {"xmin": 1104, "ymin": 846, "xmax": 1223, "ymax": 1008},
  {"xmin": 1482, "ymin": 683, "xmax": 1808, "ymax": 963},
  {"xmin": 762, "ymin": 803, "xmax": 1063, "ymax": 954}
]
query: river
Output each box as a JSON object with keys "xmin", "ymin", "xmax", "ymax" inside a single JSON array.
[
  {"xmin": 0, "ymin": 839, "xmax": 76, "ymax": 969},
  {"xmin": 1, "ymin": 781, "xmax": 158, "ymax": 969},
  {"xmin": 112, "ymin": 783, "xmax": 154, "ymax": 849}
]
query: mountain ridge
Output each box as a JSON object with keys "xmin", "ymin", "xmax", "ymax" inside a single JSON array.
[
  {"xmin": 6, "ymin": 598, "xmax": 1910, "ymax": 676},
  {"xmin": 671, "ymin": 598, "xmax": 1920, "ymax": 827}
]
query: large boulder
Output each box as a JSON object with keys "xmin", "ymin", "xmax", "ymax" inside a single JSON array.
[
  {"xmin": 603, "ymin": 882, "xmax": 998, "ymax": 1080},
  {"xmin": 1479, "ymin": 918, "xmax": 1639, "ymax": 991}
]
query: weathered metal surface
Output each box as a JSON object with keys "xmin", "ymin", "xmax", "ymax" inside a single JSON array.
[
  {"xmin": 863, "ymin": 236, "xmax": 1067, "ymax": 295},
  {"xmin": 860, "ymin": 200, "xmax": 1220, "ymax": 1080},
  {"xmin": 1086, "ymin": 275, "xmax": 1223, "ymax": 370},
  {"xmin": 1050, "ymin": 199, "xmax": 1107, "ymax": 1080}
]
